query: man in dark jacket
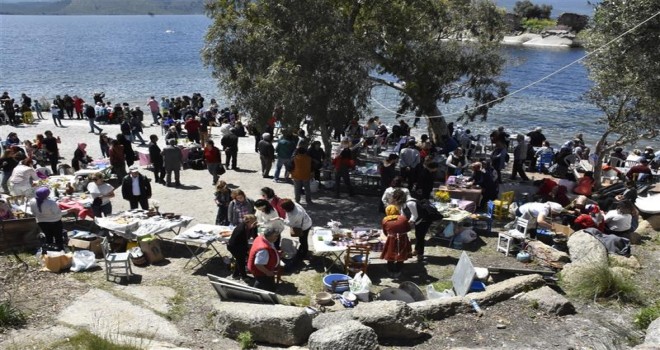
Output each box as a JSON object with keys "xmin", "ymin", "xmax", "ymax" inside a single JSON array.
[
  {"xmin": 122, "ymin": 166, "xmax": 152, "ymax": 210},
  {"xmin": 221, "ymin": 129, "xmax": 239, "ymax": 170},
  {"xmin": 148, "ymin": 135, "xmax": 165, "ymax": 184},
  {"xmin": 257, "ymin": 133, "xmax": 275, "ymax": 178},
  {"xmin": 84, "ymin": 103, "xmax": 103, "ymax": 134}
]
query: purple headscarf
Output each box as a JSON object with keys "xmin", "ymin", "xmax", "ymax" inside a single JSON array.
[{"xmin": 35, "ymin": 187, "xmax": 51, "ymax": 212}]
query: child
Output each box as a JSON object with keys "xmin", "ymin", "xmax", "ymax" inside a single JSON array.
[
  {"xmin": 214, "ymin": 180, "xmax": 232, "ymax": 225},
  {"xmin": 34, "ymin": 100, "xmax": 44, "ymax": 119}
]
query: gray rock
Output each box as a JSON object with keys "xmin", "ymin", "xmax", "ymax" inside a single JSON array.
[
  {"xmin": 527, "ymin": 240, "xmax": 570, "ymax": 268},
  {"xmin": 352, "ymin": 301, "xmax": 426, "ymax": 339},
  {"xmin": 312, "ymin": 310, "xmax": 355, "ymax": 330},
  {"xmin": 213, "ymin": 302, "xmax": 313, "ymax": 346},
  {"xmin": 519, "ymin": 286, "xmax": 575, "ymax": 316},
  {"xmin": 408, "ymin": 296, "xmax": 471, "ymax": 320},
  {"xmin": 635, "ymin": 219, "xmax": 656, "ymax": 236},
  {"xmin": 644, "ymin": 317, "xmax": 660, "ymax": 345},
  {"xmin": 609, "ymin": 254, "xmax": 641, "ymax": 270},
  {"xmin": 466, "ymin": 274, "xmax": 545, "ymax": 307},
  {"xmin": 308, "ymin": 320, "xmax": 378, "ymax": 350},
  {"xmin": 567, "ymin": 230, "xmax": 608, "ymax": 266}
]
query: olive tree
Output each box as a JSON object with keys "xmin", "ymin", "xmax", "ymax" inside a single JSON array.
[
  {"xmin": 583, "ymin": 0, "xmax": 660, "ymax": 186},
  {"xmin": 202, "ymin": 0, "xmax": 373, "ymax": 156},
  {"xmin": 354, "ymin": 0, "xmax": 509, "ymax": 144}
]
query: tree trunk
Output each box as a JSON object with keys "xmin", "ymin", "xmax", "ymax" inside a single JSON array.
[
  {"xmin": 425, "ymin": 105, "xmax": 448, "ymax": 145},
  {"xmin": 320, "ymin": 122, "xmax": 333, "ymax": 160},
  {"xmin": 592, "ymin": 131, "xmax": 610, "ymax": 190}
]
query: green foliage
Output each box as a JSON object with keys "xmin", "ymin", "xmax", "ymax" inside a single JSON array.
[
  {"xmin": 521, "ymin": 18, "xmax": 556, "ymax": 33},
  {"xmin": 634, "ymin": 302, "xmax": 660, "ymax": 330},
  {"xmin": 0, "ymin": 300, "xmax": 27, "ymax": 328},
  {"xmin": 562, "ymin": 264, "xmax": 640, "ymax": 303},
  {"xmin": 61, "ymin": 330, "xmax": 141, "ymax": 350},
  {"xmin": 431, "ymin": 280, "xmax": 453, "ymax": 292},
  {"xmin": 514, "ymin": 1, "xmax": 553, "ymax": 20},
  {"xmin": 237, "ymin": 331, "xmax": 256, "ymax": 350}
]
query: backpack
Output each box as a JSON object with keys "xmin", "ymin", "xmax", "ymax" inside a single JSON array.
[{"xmin": 405, "ymin": 198, "xmax": 444, "ymax": 222}]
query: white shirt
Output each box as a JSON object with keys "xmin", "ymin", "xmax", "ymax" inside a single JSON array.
[
  {"xmin": 254, "ymin": 239, "xmax": 279, "ymax": 267},
  {"xmin": 131, "ymin": 176, "xmax": 140, "ymax": 196},
  {"xmin": 381, "ymin": 187, "xmax": 411, "ymax": 207},
  {"xmin": 284, "ymin": 203, "xmax": 313, "ymax": 230},
  {"xmin": 604, "ymin": 210, "xmax": 632, "ymax": 232},
  {"xmin": 9, "ymin": 164, "xmax": 39, "ymax": 187},
  {"xmin": 87, "ymin": 181, "xmax": 113, "ymax": 206},
  {"xmin": 256, "ymin": 209, "xmax": 285, "ymax": 233},
  {"xmin": 29, "ymin": 198, "xmax": 63, "ymax": 223}
]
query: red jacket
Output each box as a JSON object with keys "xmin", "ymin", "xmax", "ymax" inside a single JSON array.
[
  {"xmin": 204, "ymin": 146, "xmax": 222, "ymax": 163},
  {"xmin": 185, "ymin": 119, "xmax": 200, "ymax": 134},
  {"xmin": 248, "ymin": 236, "xmax": 279, "ymax": 277}
]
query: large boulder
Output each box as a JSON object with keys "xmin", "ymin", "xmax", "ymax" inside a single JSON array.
[
  {"xmin": 644, "ymin": 215, "xmax": 660, "ymax": 231},
  {"xmin": 408, "ymin": 296, "xmax": 471, "ymax": 320},
  {"xmin": 312, "ymin": 310, "xmax": 355, "ymax": 330},
  {"xmin": 467, "ymin": 274, "xmax": 545, "ymax": 307},
  {"xmin": 213, "ymin": 302, "xmax": 313, "ymax": 346},
  {"xmin": 519, "ymin": 286, "xmax": 575, "ymax": 316},
  {"xmin": 352, "ymin": 301, "xmax": 426, "ymax": 339},
  {"xmin": 308, "ymin": 320, "xmax": 378, "ymax": 350},
  {"xmin": 557, "ymin": 13, "xmax": 589, "ymax": 32},
  {"xmin": 567, "ymin": 230, "xmax": 608, "ymax": 265},
  {"xmin": 644, "ymin": 317, "xmax": 660, "ymax": 345},
  {"xmin": 527, "ymin": 240, "xmax": 571, "ymax": 268},
  {"xmin": 635, "ymin": 219, "xmax": 656, "ymax": 237}
]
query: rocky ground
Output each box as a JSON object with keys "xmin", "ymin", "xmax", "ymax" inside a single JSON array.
[{"xmin": 0, "ymin": 116, "xmax": 659, "ymax": 349}]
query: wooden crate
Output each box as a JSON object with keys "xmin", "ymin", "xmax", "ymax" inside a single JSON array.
[{"xmin": 0, "ymin": 218, "xmax": 41, "ymax": 252}]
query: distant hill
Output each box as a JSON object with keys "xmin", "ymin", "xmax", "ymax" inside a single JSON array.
[{"xmin": 0, "ymin": 0, "xmax": 207, "ymax": 15}]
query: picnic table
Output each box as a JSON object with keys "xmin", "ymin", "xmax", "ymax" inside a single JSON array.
[
  {"xmin": 174, "ymin": 224, "xmax": 232, "ymax": 270},
  {"xmin": 95, "ymin": 210, "xmax": 193, "ymax": 240}
]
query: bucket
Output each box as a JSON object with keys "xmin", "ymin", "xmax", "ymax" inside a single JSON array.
[{"xmin": 323, "ymin": 274, "xmax": 352, "ymax": 293}]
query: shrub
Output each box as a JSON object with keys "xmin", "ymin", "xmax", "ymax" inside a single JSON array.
[
  {"xmin": 522, "ymin": 18, "xmax": 557, "ymax": 33},
  {"xmin": 66, "ymin": 330, "xmax": 141, "ymax": 350},
  {"xmin": 237, "ymin": 331, "xmax": 256, "ymax": 350},
  {"xmin": 634, "ymin": 302, "xmax": 660, "ymax": 330},
  {"xmin": 562, "ymin": 265, "xmax": 640, "ymax": 303},
  {"xmin": 0, "ymin": 300, "xmax": 27, "ymax": 328},
  {"xmin": 514, "ymin": 1, "xmax": 553, "ymax": 19}
]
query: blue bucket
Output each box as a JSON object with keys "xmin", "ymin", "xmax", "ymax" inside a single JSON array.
[{"xmin": 323, "ymin": 274, "xmax": 352, "ymax": 292}]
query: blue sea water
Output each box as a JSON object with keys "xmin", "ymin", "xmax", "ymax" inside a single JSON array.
[{"xmin": 0, "ymin": 13, "xmax": 656, "ymax": 149}]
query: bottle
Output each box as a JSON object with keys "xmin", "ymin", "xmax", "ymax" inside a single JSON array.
[{"xmin": 470, "ymin": 299, "xmax": 484, "ymax": 316}]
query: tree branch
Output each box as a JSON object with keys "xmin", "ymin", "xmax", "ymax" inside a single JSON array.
[{"xmin": 369, "ymin": 76, "xmax": 405, "ymax": 93}]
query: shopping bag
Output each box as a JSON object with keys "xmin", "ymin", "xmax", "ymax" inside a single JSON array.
[{"xmin": 70, "ymin": 250, "xmax": 98, "ymax": 272}]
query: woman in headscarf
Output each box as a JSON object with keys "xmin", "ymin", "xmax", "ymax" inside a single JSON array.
[
  {"xmin": 28, "ymin": 187, "xmax": 68, "ymax": 250},
  {"xmin": 71, "ymin": 143, "xmax": 92, "ymax": 171},
  {"xmin": 380, "ymin": 205, "xmax": 412, "ymax": 278}
]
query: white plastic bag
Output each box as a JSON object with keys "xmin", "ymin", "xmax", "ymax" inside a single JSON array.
[
  {"xmin": 443, "ymin": 222, "xmax": 456, "ymax": 237},
  {"xmin": 310, "ymin": 179, "xmax": 319, "ymax": 193},
  {"xmin": 349, "ymin": 271, "xmax": 372, "ymax": 293},
  {"xmin": 426, "ymin": 284, "xmax": 453, "ymax": 299},
  {"xmin": 455, "ymin": 229, "xmax": 478, "ymax": 244},
  {"xmin": 70, "ymin": 250, "xmax": 97, "ymax": 272}
]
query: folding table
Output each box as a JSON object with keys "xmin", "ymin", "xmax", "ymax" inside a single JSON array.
[{"xmin": 174, "ymin": 224, "xmax": 231, "ymax": 270}]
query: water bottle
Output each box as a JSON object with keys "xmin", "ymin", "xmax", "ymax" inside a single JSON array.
[{"xmin": 470, "ymin": 299, "xmax": 484, "ymax": 316}]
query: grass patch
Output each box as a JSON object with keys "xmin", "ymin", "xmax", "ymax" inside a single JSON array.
[
  {"xmin": 286, "ymin": 295, "xmax": 311, "ymax": 307},
  {"xmin": 237, "ymin": 331, "xmax": 256, "ymax": 349},
  {"xmin": 0, "ymin": 299, "xmax": 27, "ymax": 328},
  {"xmin": 165, "ymin": 290, "xmax": 186, "ymax": 321},
  {"xmin": 521, "ymin": 18, "xmax": 557, "ymax": 33},
  {"xmin": 561, "ymin": 264, "xmax": 640, "ymax": 303},
  {"xmin": 431, "ymin": 280, "xmax": 453, "ymax": 292},
  {"xmin": 634, "ymin": 302, "xmax": 660, "ymax": 330},
  {"xmin": 51, "ymin": 329, "xmax": 141, "ymax": 350}
]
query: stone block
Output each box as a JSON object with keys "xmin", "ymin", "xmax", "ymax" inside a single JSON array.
[
  {"xmin": 308, "ymin": 320, "xmax": 378, "ymax": 350},
  {"xmin": 527, "ymin": 240, "xmax": 570, "ymax": 268},
  {"xmin": 214, "ymin": 302, "xmax": 313, "ymax": 346},
  {"xmin": 466, "ymin": 274, "xmax": 545, "ymax": 307},
  {"xmin": 352, "ymin": 301, "xmax": 426, "ymax": 339},
  {"xmin": 408, "ymin": 296, "xmax": 471, "ymax": 320},
  {"xmin": 519, "ymin": 286, "xmax": 575, "ymax": 316}
]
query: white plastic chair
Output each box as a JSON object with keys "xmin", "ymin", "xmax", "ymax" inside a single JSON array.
[
  {"xmin": 101, "ymin": 237, "xmax": 133, "ymax": 283},
  {"xmin": 496, "ymin": 217, "xmax": 530, "ymax": 256}
]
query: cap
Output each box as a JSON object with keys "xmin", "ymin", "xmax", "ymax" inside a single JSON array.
[{"xmin": 128, "ymin": 165, "xmax": 139, "ymax": 172}]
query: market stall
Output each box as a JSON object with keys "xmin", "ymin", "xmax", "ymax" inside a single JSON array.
[{"xmin": 95, "ymin": 210, "xmax": 193, "ymax": 240}]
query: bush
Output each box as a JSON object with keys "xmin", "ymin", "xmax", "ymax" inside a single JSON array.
[
  {"xmin": 635, "ymin": 302, "xmax": 660, "ymax": 330},
  {"xmin": 562, "ymin": 265, "xmax": 640, "ymax": 303},
  {"xmin": 522, "ymin": 18, "xmax": 557, "ymax": 33},
  {"xmin": 0, "ymin": 300, "xmax": 27, "ymax": 328},
  {"xmin": 514, "ymin": 1, "xmax": 553, "ymax": 19},
  {"xmin": 237, "ymin": 331, "xmax": 256, "ymax": 350}
]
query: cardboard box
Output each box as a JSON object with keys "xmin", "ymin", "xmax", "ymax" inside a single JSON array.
[
  {"xmin": 68, "ymin": 236, "xmax": 103, "ymax": 257},
  {"xmin": 552, "ymin": 224, "xmax": 574, "ymax": 237},
  {"xmin": 139, "ymin": 237, "xmax": 164, "ymax": 264},
  {"xmin": 42, "ymin": 252, "xmax": 73, "ymax": 273}
]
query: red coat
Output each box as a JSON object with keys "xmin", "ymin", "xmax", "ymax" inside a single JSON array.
[
  {"xmin": 248, "ymin": 236, "xmax": 279, "ymax": 277},
  {"xmin": 204, "ymin": 146, "xmax": 222, "ymax": 163},
  {"xmin": 380, "ymin": 215, "xmax": 412, "ymax": 261}
]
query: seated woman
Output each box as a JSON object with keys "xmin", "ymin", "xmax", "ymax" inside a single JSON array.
[
  {"xmin": 604, "ymin": 200, "xmax": 637, "ymax": 236},
  {"xmin": 8, "ymin": 157, "xmax": 39, "ymax": 197},
  {"xmin": 597, "ymin": 180, "xmax": 637, "ymax": 212},
  {"xmin": 573, "ymin": 171, "xmax": 595, "ymax": 197},
  {"xmin": 381, "ymin": 205, "xmax": 412, "ymax": 278},
  {"xmin": 227, "ymin": 214, "xmax": 258, "ymax": 280},
  {"xmin": 465, "ymin": 161, "xmax": 498, "ymax": 209},
  {"xmin": 71, "ymin": 143, "xmax": 92, "ymax": 171}
]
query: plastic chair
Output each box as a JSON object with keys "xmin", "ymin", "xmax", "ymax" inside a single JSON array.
[
  {"xmin": 609, "ymin": 156, "xmax": 624, "ymax": 168},
  {"xmin": 471, "ymin": 200, "xmax": 494, "ymax": 233},
  {"xmin": 625, "ymin": 160, "xmax": 640, "ymax": 168},
  {"xmin": 496, "ymin": 217, "xmax": 530, "ymax": 256},
  {"xmin": 493, "ymin": 191, "xmax": 514, "ymax": 220},
  {"xmin": 536, "ymin": 152, "xmax": 554, "ymax": 172},
  {"xmin": 101, "ymin": 237, "xmax": 133, "ymax": 283},
  {"xmin": 344, "ymin": 244, "xmax": 370, "ymax": 275}
]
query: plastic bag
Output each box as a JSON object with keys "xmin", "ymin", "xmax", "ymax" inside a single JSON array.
[
  {"xmin": 349, "ymin": 271, "xmax": 372, "ymax": 293},
  {"xmin": 455, "ymin": 229, "xmax": 478, "ymax": 244},
  {"xmin": 426, "ymin": 284, "xmax": 453, "ymax": 299},
  {"xmin": 443, "ymin": 222, "xmax": 455, "ymax": 237},
  {"xmin": 70, "ymin": 250, "xmax": 97, "ymax": 272}
]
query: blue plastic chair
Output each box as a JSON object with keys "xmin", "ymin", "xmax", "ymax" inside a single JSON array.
[
  {"xmin": 537, "ymin": 152, "xmax": 554, "ymax": 172},
  {"xmin": 472, "ymin": 200, "xmax": 494, "ymax": 234}
]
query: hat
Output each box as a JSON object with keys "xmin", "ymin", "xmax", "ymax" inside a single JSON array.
[{"xmin": 128, "ymin": 165, "xmax": 139, "ymax": 172}]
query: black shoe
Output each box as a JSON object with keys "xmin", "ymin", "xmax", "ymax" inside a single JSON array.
[
  {"xmin": 175, "ymin": 182, "xmax": 181, "ymax": 187},
  {"xmin": 166, "ymin": 182, "xmax": 172, "ymax": 187}
]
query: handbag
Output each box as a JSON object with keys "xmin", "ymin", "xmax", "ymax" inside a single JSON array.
[
  {"xmin": 218, "ymin": 164, "xmax": 226, "ymax": 175},
  {"xmin": 290, "ymin": 227, "xmax": 303, "ymax": 237}
]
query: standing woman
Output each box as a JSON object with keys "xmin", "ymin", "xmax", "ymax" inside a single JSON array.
[
  {"xmin": 214, "ymin": 180, "xmax": 232, "ymax": 225},
  {"xmin": 380, "ymin": 205, "xmax": 412, "ymax": 278},
  {"xmin": 71, "ymin": 143, "xmax": 92, "ymax": 171},
  {"xmin": 281, "ymin": 198, "xmax": 313, "ymax": 264},
  {"xmin": 109, "ymin": 139, "xmax": 126, "ymax": 180},
  {"xmin": 227, "ymin": 189, "xmax": 255, "ymax": 226},
  {"xmin": 307, "ymin": 141, "xmax": 326, "ymax": 181},
  {"xmin": 87, "ymin": 172, "xmax": 115, "ymax": 217},
  {"xmin": 29, "ymin": 187, "xmax": 70, "ymax": 250},
  {"xmin": 227, "ymin": 214, "xmax": 258, "ymax": 280}
]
